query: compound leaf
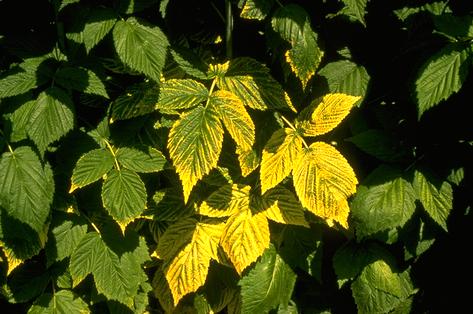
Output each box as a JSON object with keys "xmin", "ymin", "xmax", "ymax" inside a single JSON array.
[{"xmin": 70, "ymin": 148, "xmax": 115, "ymax": 192}]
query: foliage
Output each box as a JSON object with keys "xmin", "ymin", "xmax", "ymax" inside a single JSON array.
[{"xmin": 1, "ymin": 0, "xmax": 472, "ymax": 313}]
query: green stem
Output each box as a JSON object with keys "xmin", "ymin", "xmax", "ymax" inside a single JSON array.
[
  {"xmin": 0, "ymin": 129, "xmax": 14, "ymax": 153},
  {"xmin": 105, "ymin": 140, "xmax": 121, "ymax": 171},
  {"xmin": 205, "ymin": 78, "xmax": 218, "ymax": 108},
  {"xmin": 225, "ymin": 0, "xmax": 233, "ymax": 59},
  {"xmin": 280, "ymin": 115, "xmax": 309, "ymax": 149}
]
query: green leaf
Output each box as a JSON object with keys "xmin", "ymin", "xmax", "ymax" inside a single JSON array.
[
  {"xmin": 413, "ymin": 169, "xmax": 453, "ymax": 231},
  {"xmin": 82, "ymin": 7, "xmax": 117, "ymax": 53},
  {"xmin": 116, "ymin": 146, "xmax": 167, "ymax": 173},
  {"xmin": 1, "ymin": 262, "xmax": 50, "ymax": 303},
  {"xmin": 240, "ymin": 0, "xmax": 274, "ymax": 20},
  {"xmin": 110, "ymin": 81, "xmax": 160, "ymax": 121},
  {"xmin": 27, "ymin": 87, "xmax": 75, "ymax": 153},
  {"xmin": 70, "ymin": 148, "xmax": 115, "ymax": 192},
  {"xmin": 394, "ymin": 2, "xmax": 450, "ymax": 22},
  {"xmin": 156, "ymin": 79, "xmax": 209, "ymax": 110},
  {"xmin": 0, "ymin": 71, "xmax": 41, "ymax": 99},
  {"xmin": 8, "ymin": 100, "xmax": 37, "ymax": 142},
  {"xmin": 272, "ymin": 4, "xmax": 323, "ymax": 88},
  {"xmin": 113, "ymin": 17, "xmax": 169, "ymax": 82},
  {"xmin": 168, "ymin": 105, "xmax": 224, "ymax": 202},
  {"xmin": 339, "ymin": 0, "xmax": 370, "ymax": 26},
  {"xmin": 239, "ymin": 245, "xmax": 296, "ymax": 314},
  {"xmin": 317, "ymin": 60, "xmax": 370, "ymax": 106},
  {"xmin": 415, "ymin": 43, "xmax": 472, "ymax": 118},
  {"xmin": 433, "ymin": 14, "xmax": 473, "ymax": 39},
  {"xmin": 214, "ymin": 57, "xmax": 294, "ymax": 111},
  {"xmin": 170, "ymin": 47, "xmax": 209, "ymax": 80},
  {"xmin": 101, "ymin": 168, "xmax": 147, "ymax": 224},
  {"xmin": 0, "ymin": 146, "xmax": 53, "ymax": 233},
  {"xmin": 346, "ymin": 129, "xmax": 407, "ymax": 162},
  {"xmin": 351, "ymin": 166, "xmax": 416, "ymax": 239},
  {"xmin": 351, "ymin": 261, "xmax": 414, "ymax": 314},
  {"xmin": 70, "ymin": 232, "xmax": 148, "ymax": 307},
  {"xmin": 211, "ymin": 90, "xmax": 255, "ymax": 151},
  {"xmin": 45, "ymin": 213, "xmax": 88, "ymax": 266},
  {"xmin": 28, "ymin": 290, "xmax": 89, "ymax": 314},
  {"xmin": 54, "ymin": 67, "xmax": 108, "ymax": 98}
]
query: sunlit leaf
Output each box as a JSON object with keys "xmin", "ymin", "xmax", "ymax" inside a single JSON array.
[
  {"xmin": 156, "ymin": 79, "xmax": 209, "ymax": 110},
  {"xmin": 240, "ymin": 0, "xmax": 274, "ymax": 20},
  {"xmin": 70, "ymin": 148, "xmax": 115, "ymax": 192},
  {"xmin": 260, "ymin": 187, "xmax": 308, "ymax": 227},
  {"xmin": 292, "ymin": 142, "xmax": 357, "ymax": 228},
  {"xmin": 168, "ymin": 106, "xmax": 224, "ymax": 202},
  {"xmin": 28, "ymin": 290, "xmax": 90, "ymax": 314},
  {"xmin": 200, "ymin": 184, "xmax": 251, "ymax": 218},
  {"xmin": 116, "ymin": 146, "xmax": 167, "ymax": 173}
]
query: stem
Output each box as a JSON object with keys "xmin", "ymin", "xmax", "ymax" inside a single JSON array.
[
  {"xmin": 205, "ymin": 78, "xmax": 218, "ymax": 108},
  {"xmin": 82, "ymin": 212, "xmax": 101, "ymax": 234},
  {"xmin": 225, "ymin": 0, "xmax": 233, "ymax": 59},
  {"xmin": 105, "ymin": 140, "xmax": 121, "ymax": 171},
  {"xmin": 275, "ymin": 0, "xmax": 284, "ymax": 8},
  {"xmin": 0, "ymin": 129, "xmax": 14, "ymax": 153},
  {"xmin": 280, "ymin": 115, "xmax": 309, "ymax": 149}
]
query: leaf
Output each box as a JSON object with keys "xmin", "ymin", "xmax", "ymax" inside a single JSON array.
[
  {"xmin": 433, "ymin": 14, "xmax": 473, "ymax": 39},
  {"xmin": 0, "ymin": 146, "xmax": 53, "ymax": 233},
  {"xmin": 260, "ymin": 128, "xmax": 302, "ymax": 193},
  {"xmin": 45, "ymin": 213, "xmax": 88, "ymax": 266},
  {"xmin": 351, "ymin": 261, "xmax": 414, "ymax": 314},
  {"xmin": 214, "ymin": 57, "xmax": 294, "ymax": 111},
  {"xmin": 272, "ymin": 4, "xmax": 323, "ymax": 88},
  {"xmin": 260, "ymin": 187, "xmax": 308, "ymax": 227},
  {"xmin": 54, "ymin": 67, "xmax": 108, "ymax": 98},
  {"xmin": 297, "ymin": 93, "xmax": 361, "ymax": 137},
  {"xmin": 394, "ymin": 2, "xmax": 450, "ymax": 22},
  {"xmin": 351, "ymin": 166, "xmax": 416, "ymax": 239},
  {"xmin": 413, "ymin": 169, "xmax": 453, "ymax": 231},
  {"xmin": 220, "ymin": 209, "xmax": 270, "ymax": 274},
  {"xmin": 0, "ymin": 71, "xmax": 41, "ymax": 99},
  {"xmin": 101, "ymin": 168, "xmax": 147, "ymax": 225},
  {"xmin": 155, "ymin": 218, "xmax": 197, "ymax": 260},
  {"xmin": 82, "ymin": 7, "xmax": 117, "ymax": 53},
  {"xmin": 168, "ymin": 106, "xmax": 224, "ymax": 202},
  {"xmin": 113, "ymin": 17, "xmax": 169, "ymax": 82},
  {"xmin": 163, "ymin": 220, "xmax": 225, "ymax": 305},
  {"xmin": 339, "ymin": 0, "xmax": 370, "ymax": 26},
  {"xmin": 111, "ymin": 81, "xmax": 159, "ymax": 121},
  {"xmin": 27, "ymin": 87, "xmax": 75, "ymax": 153},
  {"xmin": 70, "ymin": 148, "xmax": 115, "ymax": 192},
  {"xmin": 156, "ymin": 79, "xmax": 209, "ymax": 110},
  {"xmin": 292, "ymin": 142, "xmax": 358, "ymax": 228},
  {"xmin": 116, "ymin": 146, "xmax": 167, "ymax": 173},
  {"xmin": 200, "ymin": 184, "xmax": 251, "ymax": 218},
  {"xmin": 211, "ymin": 90, "xmax": 255, "ymax": 151},
  {"xmin": 237, "ymin": 148, "xmax": 260, "ymax": 177},
  {"xmin": 8, "ymin": 100, "xmax": 37, "ymax": 142},
  {"xmin": 28, "ymin": 290, "xmax": 89, "ymax": 314},
  {"xmin": 415, "ymin": 43, "xmax": 472, "ymax": 118},
  {"xmin": 317, "ymin": 60, "xmax": 370, "ymax": 106},
  {"xmin": 170, "ymin": 47, "xmax": 209, "ymax": 80},
  {"xmin": 239, "ymin": 245, "xmax": 296, "ymax": 313},
  {"xmin": 70, "ymin": 232, "xmax": 147, "ymax": 307},
  {"xmin": 240, "ymin": 0, "xmax": 274, "ymax": 20},
  {"xmin": 117, "ymin": 0, "xmax": 159, "ymax": 14},
  {"xmin": 347, "ymin": 129, "xmax": 408, "ymax": 162}
]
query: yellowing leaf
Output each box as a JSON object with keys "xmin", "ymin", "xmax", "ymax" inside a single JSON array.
[
  {"xmin": 156, "ymin": 79, "xmax": 209, "ymax": 110},
  {"xmin": 237, "ymin": 148, "xmax": 260, "ymax": 177},
  {"xmin": 168, "ymin": 106, "xmax": 224, "ymax": 202},
  {"xmin": 260, "ymin": 187, "xmax": 309, "ymax": 228},
  {"xmin": 199, "ymin": 184, "xmax": 251, "ymax": 218},
  {"xmin": 260, "ymin": 128, "xmax": 302, "ymax": 193},
  {"xmin": 211, "ymin": 90, "xmax": 255, "ymax": 151},
  {"xmin": 155, "ymin": 218, "xmax": 197, "ymax": 260},
  {"xmin": 2, "ymin": 246, "xmax": 23, "ymax": 275},
  {"xmin": 164, "ymin": 220, "xmax": 225, "ymax": 305},
  {"xmin": 220, "ymin": 209, "xmax": 270, "ymax": 274},
  {"xmin": 297, "ymin": 93, "xmax": 361, "ymax": 137},
  {"xmin": 292, "ymin": 142, "xmax": 358, "ymax": 228}
]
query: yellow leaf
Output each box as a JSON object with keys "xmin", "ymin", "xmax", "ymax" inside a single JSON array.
[
  {"xmin": 168, "ymin": 106, "xmax": 224, "ymax": 202},
  {"xmin": 260, "ymin": 128, "xmax": 302, "ymax": 193},
  {"xmin": 292, "ymin": 142, "xmax": 357, "ymax": 228},
  {"xmin": 260, "ymin": 187, "xmax": 309, "ymax": 228},
  {"xmin": 236, "ymin": 148, "xmax": 260, "ymax": 177},
  {"xmin": 164, "ymin": 220, "xmax": 225, "ymax": 305},
  {"xmin": 211, "ymin": 90, "xmax": 255, "ymax": 151},
  {"xmin": 297, "ymin": 93, "xmax": 361, "ymax": 137},
  {"xmin": 2, "ymin": 246, "xmax": 23, "ymax": 275},
  {"xmin": 220, "ymin": 209, "xmax": 270, "ymax": 274},
  {"xmin": 199, "ymin": 184, "xmax": 251, "ymax": 218}
]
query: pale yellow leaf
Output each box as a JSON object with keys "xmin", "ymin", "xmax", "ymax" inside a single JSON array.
[
  {"xmin": 155, "ymin": 217, "xmax": 197, "ymax": 260},
  {"xmin": 164, "ymin": 220, "xmax": 225, "ymax": 305},
  {"xmin": 199, "ymin": 184, "xmax": 251, "ymax": 218},
  {"xmin": 292, "ymin": 142, "xmax": 357, "ymax": 228},
  {"xmin": 260, "ymin": 128, "xmax": 303, "ymax": 193},
  {"xmin": 168, "ymin": 106, "xmax": 224, "ymax": 202},
  {"xmin": 260, "ymin": 187, "xmax": 309, "ymax": 228},
  {"xmin": 297, "ymin": 93, "xmax": 361, "ymax": 137},
  {"xmin": 236, "ymin": 147, "xmax": 260, "ymax": 177},
  {"xmin": 211, "ymin": 90, "xmax": 255, "ymax": 151},
  {"xmin": 220, "ymin": 209, "xmax": 270, "ymax": 274}
]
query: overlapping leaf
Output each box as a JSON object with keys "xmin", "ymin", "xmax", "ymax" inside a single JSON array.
[
  {"xmin": 292, "ymin": 142, "xmax": 357, "ymax": 228},
  {"xmin": 297, "ymin": 93, "xmax": 361, "ymax": 137},
  {"xmin": 260, "ymin": 128, "xmax": 302, "ymax": 193},
  {"xmin": 156, "ymin": 79, "xmax": 209, "ymax": 110},
  {"xmin": 168, "ymin": 105, "xmax": 224, "ymax": 202},
  {"xmin": 200, "ymin": 184, "xmax": 251, "ymax": 218},
  {"xmin": 54, "ymin": 67, "xmax": 108, "ymax": 98},
  {"xmin": 110, "ymin": 81, "xmax": 160, "ymax": 121},
  {"xmin": 260, "ymin": 187, "xmax": 308, "ymax": 227},
  {"xmin": 116, "ymin": 147, "xmax": 167, "ymax": 173},
  {"xmin": 82, "ymin": 7, "xmax": 117, "ymax": 53},
  {"xmin": 70, "ymin": 148, "xmax": 115, "ymax": 192},
  {"xmin": 338, "ymin": 0, "xmax": 370, "ymax": 26},
  {"xmin": 28, "ymin": 290, "xmax": 89, "ymax": 314}
]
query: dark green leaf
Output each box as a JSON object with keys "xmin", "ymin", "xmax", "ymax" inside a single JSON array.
[
  {"xmin": 28, "ymin": 290, "xmax": 89, "ymax": 314},
  {"xmin": 82, "ymin": 7, "xmax": 117, "ymax": 53},
  {"xmin": 394, "ymin": 2, "xmax": 451, "ymax": 22},
  {"xmin": 27, "ymin": 87, "xmax": 75, "ymax": 153},
  {"xmin": 111, "ymin": 81, "xmax": 159, "ymax": 121},
  {"xmin": 113, "ymin": 17, "xmax": 169, "ymax": 82},
  {"xmin": 87, "ymin": 118, "xmax": 110, "ymax": 148},
  {"xmin": 54, "ymin": 67, "xmax": 108, "ymax": 98},
  {"xmin": 116, "ymin": 146, "xmax": 167, "ymax": 173},
  {"xmin": 8, "ymin": 100, "xmax": 36, "ymax": 142},
  {"xmin": 346, "ymin": 129, "xmax": 407, "ymax": 162},
  {"xmin": 239, "ymin": 245, "xmax": 296, "ymax": 314},
  {"xmin": 70, "ymin": 148, "xmax": 115, "ymax": 191},
  {"xmin": 433, "ymin": 14, "xmax": 473, "ymax": 39},
  {"xmin": 170, "ymin": 47, "xmax": 209, "ymax": 80},
  {"xmin": 339, "ymin": 0, "xmax": 370, "ymax": 26}
]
